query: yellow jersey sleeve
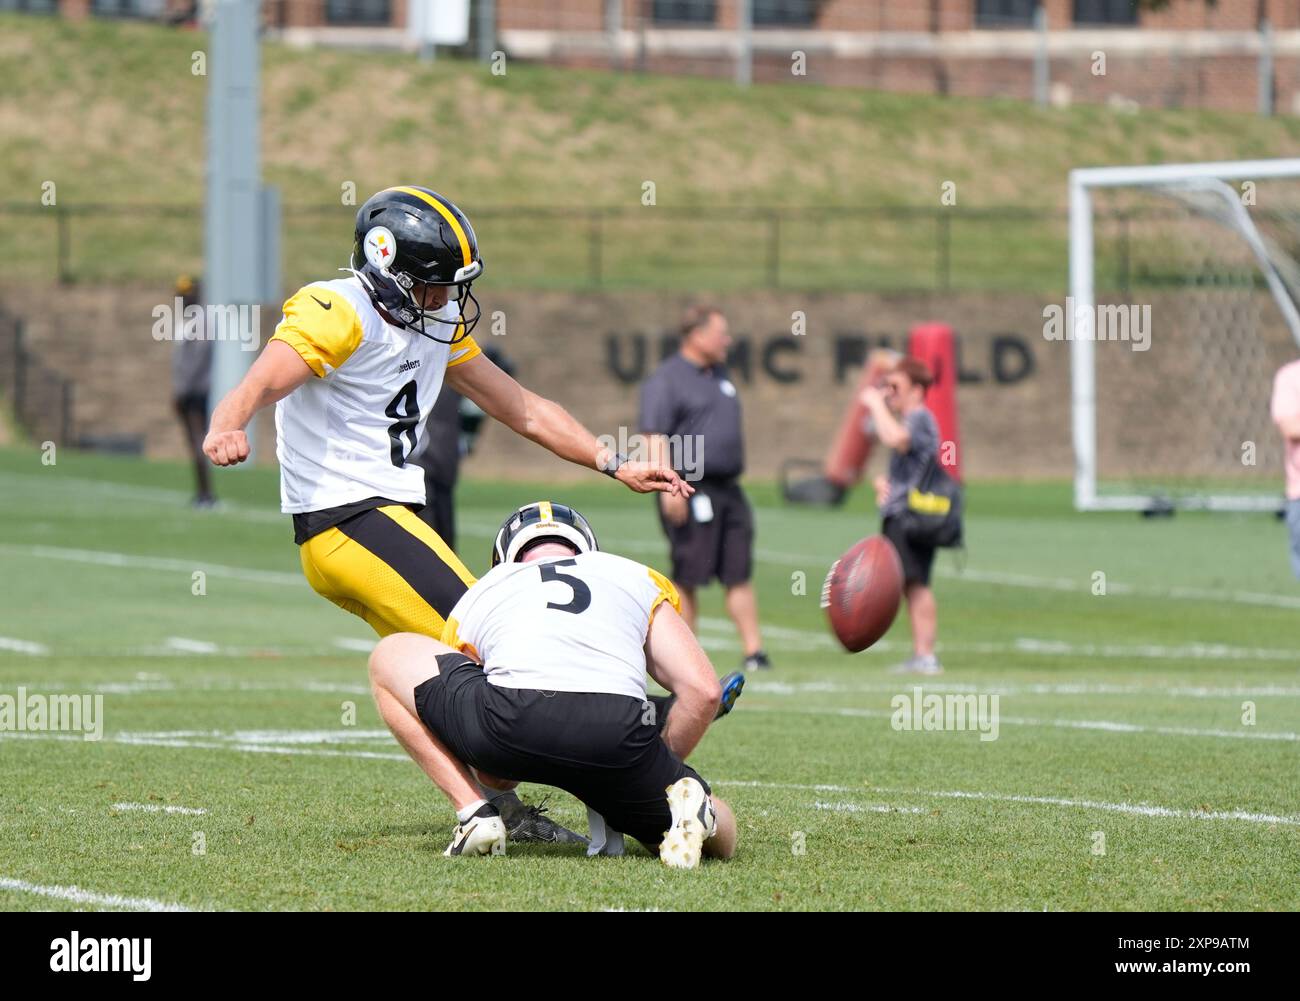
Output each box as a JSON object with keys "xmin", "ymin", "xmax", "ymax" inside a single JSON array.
[
  {"xmin": 446, "ymin": 333, "xmax": 482, "ymax": 368},
  {"xmin": 647, "ymin": 567, "xmax": 681, "ymax": 621},
  {"xmin": 270, "ymin": 286, "xmax": 365, "ymax": 377}
]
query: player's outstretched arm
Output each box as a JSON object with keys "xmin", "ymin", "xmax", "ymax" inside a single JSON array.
[
  {"xmin": 203, "ymin": 340, "xmax": 314, "ymax": 466},
  {"xmin": 645, "ymin": 604, "xmax": 723, "ymax": 760},
  {"xmin": 447, "ymin": 353, "xmax": 693, "ymax": 497}
]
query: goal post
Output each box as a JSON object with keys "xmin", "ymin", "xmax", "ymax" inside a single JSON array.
[{"xmin": 1068, "ymin": 158, "xmax": 1300, "ymax": 513}]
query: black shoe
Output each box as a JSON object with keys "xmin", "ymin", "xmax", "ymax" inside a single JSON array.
[
  {"xmin": 743, "ymin": 650, "xmax": 772, "ymax": 672},
  {"xmin": 504, "ymin": 796, "xmax": 589, "ymax": 845}
]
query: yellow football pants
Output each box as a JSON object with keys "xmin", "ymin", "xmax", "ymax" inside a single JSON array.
[{"xmin": 299, "ymin": 504, "xmax": 477, "ymax": 639}]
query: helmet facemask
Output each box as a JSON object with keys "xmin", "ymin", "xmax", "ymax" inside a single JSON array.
[{"xmin": 351, "ymin": 260, "xmax": 482, "ymax": 345}]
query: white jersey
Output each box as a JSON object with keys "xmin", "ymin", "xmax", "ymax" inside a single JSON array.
[
  {"xmin": 270, "ymin": 276, "xmax": 481, "ymax": 514},
  {"xmin": 442, "ymin": 551, "xmax": 681, "ymax": 701}
]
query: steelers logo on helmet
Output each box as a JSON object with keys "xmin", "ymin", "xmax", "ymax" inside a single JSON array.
[{"xmin": 363, "ymin": 226, "xmax": 397, "ymax": 271}]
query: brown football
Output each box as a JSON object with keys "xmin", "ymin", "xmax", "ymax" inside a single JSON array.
[{"xmin": 821, "ymin": 535, "xmax": 904, "ymax": 653}]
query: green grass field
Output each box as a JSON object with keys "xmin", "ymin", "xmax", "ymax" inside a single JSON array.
[{"xmin": 0, "ymin": 443, "xmax": 1297, "ymax": 911}]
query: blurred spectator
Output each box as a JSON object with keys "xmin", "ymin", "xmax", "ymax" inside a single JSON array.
[
  {"xmin": 1271, "ymin": 357, "xmax": 1300, "ymax": 580},
  {"xmin": 415, "ymin": 345, "xmax": 515, "ymax": 552},
  {"xmin": 862, "ymin": 357, "xmax": 942, "ymax": 675},
  {"xmin": 639, "ymin": 305, "xmax": 771, "ymax": 672},
  {"xmin": 171, "ymin": 275, "xmax": 215, "ymax": 508}
]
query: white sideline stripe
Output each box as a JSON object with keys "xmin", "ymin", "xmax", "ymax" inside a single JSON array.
[
  {"xmin": 745, "ymin": 705, "xmax": 1300, "ymax": 742},
  {"xmin": 61, "ymin": 674, "xmax": 1300, "ymax": 701},
  {"xmin": 722, "ymin": 781, "xmax": 1300, "ymax": 826},
  {"xmin": 939, "ymin": 567, "xmax": 1300, "ymax": 611},
  {"xmin": 1, "ymin": 678, "xmax": 373, "ymax": 696},
  {"xmin": 747, "ymin": 679, "xmax": 1300, "ymax": 698},
  {"xmin": 5, "ymin": 485, "xmax": 1300, "ymax": 613},
  {"xmin": 0, "ymin": 472, "xmax": 283, "ymax": 524},
  {"xmin": 0, "ymin": 544, "xmax": 303, "ymax": 587},
  {"xmin": 0, "ymin": 636, "xmax": 49, "ymax": 656},
  {"xmin": 165, "ymin": 637, "xmax": 219, "ymax": 655},
  {"xmin": 813, "ymin": 801, "xmax": 926, "ymax": 814},
  {"xmin": 125, "ymin": 729, "xmax": 392, "ymax": 745},
  {"xmin": 699, "ymin": 617, "xmax": 1300, "ymax": 663},
  {"xmin": 8, "ymin": 730, "xmax": 1293, "ymax": 827},
  {"xmin": 0, "ymin": 877, "xmax": 192, "ymax": 912},
  {"xmin": 334, "ymin": 637, "xmax": 376, "ymax": 653},
  {"xmin": 111, "ymin": 802, "xmax": 207, "ymax": 816},
  {"xmin": 880, "ymin": 787, "xmax": 1300, "ymax": 827},
  {"xmin": 0, "ymin": 730, "xmax": 408, "ymax": 760}
]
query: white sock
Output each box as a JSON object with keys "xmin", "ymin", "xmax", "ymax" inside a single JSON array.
[{"xmin": 457, "ymin": 799, "xmax": 489, "ymax": 823}]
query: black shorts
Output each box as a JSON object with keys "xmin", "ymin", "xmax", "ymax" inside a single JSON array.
[
  {"xmin": 882, "ymin": 515, "xmax": 936, "ymax": 587},
  {"xmin": 659, "ymin": 478, "xmax": 753, "ymax": 588},
  {"xmin": 415, "ymin": 654, "xmax": 708, "ymax": 849}
]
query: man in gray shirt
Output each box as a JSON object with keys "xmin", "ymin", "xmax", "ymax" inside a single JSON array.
[
  {"xmin": 861, "ymin": 357, "xmax": 943, "ymax": 675},
  {"xmin": 639, "ymin": 306, "xmax": 771, "ymax": 672}
]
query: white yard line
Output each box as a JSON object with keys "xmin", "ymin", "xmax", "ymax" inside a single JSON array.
[
  {"xmin": 164, "ymin": 637, "xmax": 220, "ymax": 655},
  {"xmin": 111, "ymin": 802, "xmax": 207, "ymax": 816},
  {"xmin": 0, "ymin": 544, "xmax": 302, "ymax": 587},
  {"xmin": 721, "ymin": 780, "xmax": 1300, "ymax": 826},
  {"xmin": 5, "ymin": 483, "xmax": 1299, "ymax": 611},
  {"xmin": 874, "ymin": 786, "xmax": 1300, "ymax": 827},
  {"xmin": 0, "ymin": 876, "xmax": 192, "ymax": 912},
  {"xmin": 746, "ymin": 679, "xmax": 1300, "ymax": 698},
  {"xmin": 813, "ymin": 801, "xmax": 926, "ymax": 814},
  {"xmin": 6, "ymin": 727, "xmax": 1292, "ymax": 827},
  {"xmin": 744, "ymin": 705, "xmax": 1300, "ymax": 742},
  {"xmin": 0, "ymin": 637, "xmax": 49, "ymax": 656}
]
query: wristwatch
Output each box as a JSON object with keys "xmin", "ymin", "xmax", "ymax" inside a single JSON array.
[{"xmin": 601, "ymin": 451, "xmax": 628, "ymax": 478}]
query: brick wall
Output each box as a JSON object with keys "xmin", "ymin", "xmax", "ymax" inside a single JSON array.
[{"xmin": 2, "ymin": 281, "xmax": 1293, "ymax": 488}]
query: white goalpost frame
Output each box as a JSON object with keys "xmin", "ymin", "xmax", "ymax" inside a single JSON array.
[{"xmin": 1068, "ymin": 158, "xmax": 1300, "ymax": 512}]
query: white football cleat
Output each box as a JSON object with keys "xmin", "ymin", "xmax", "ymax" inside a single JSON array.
[
  {"xmin": 444, "ymin": 810, "xmax": 507, "ymax": 858},
  {"xmin": 659, "ymin": 777, "xmax": 717, "ymax": 870}
]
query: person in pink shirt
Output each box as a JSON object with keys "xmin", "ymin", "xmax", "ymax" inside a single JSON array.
[{"xmin": 1271, "ymin": 358, "xmax": 1300, "ymax": 580}]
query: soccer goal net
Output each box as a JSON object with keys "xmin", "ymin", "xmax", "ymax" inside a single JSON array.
[{"xmin": 1069, "ymin": 159, "xmax": 1300, "ymax": 512}]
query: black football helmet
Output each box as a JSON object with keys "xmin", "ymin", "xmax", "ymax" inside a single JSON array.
[
  {"xmin": 349, "ymin": 186, "xmax": 484, "ymax": 343},
  {"xmin": 491, "ymin": 501, "xmax": 599, "ymax": 567}
]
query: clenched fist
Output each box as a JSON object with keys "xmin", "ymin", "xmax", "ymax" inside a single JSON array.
[{"xmin": 204, "ymin": 429, "xmax": 250, "ymax": 466}]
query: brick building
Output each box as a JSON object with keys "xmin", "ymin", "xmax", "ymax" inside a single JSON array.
[{"xmin": 19, "ymin": 0, "xmax": 1300, "ymax": 111}]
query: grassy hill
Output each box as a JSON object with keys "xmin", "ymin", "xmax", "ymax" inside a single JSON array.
[{"xmin": 4, "ymin": 13, "xmax": 1300, "ymax": 291}]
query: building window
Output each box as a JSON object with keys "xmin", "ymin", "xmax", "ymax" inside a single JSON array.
[
  {"xmin": 325, "ymin": 0, "xmax": 392, "ymax": 25},
  {"xmin": 0, "ymin": 0, "xmax": 58, "ymax": 11},
  {"xmin": 975, "ymin": 0, "xmax": 1037, "ymax": 28},
  {"xmin": 753, "ymin": 0, "xmax": 819, "ymax": 27},
  {"xmin": 1073, "ymin": 0, "xmax": 1137, "ymax": 25},
  {"xmin": 652, "ymin": 1, "xmax": 717, "ymax": 24}
]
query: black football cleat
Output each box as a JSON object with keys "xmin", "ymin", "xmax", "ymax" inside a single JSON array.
[
  {"xmin": 742, "ymin": 650, "xmax": 772, "ymax": 672},
  {"xmin": 504, "ymin": 796, "xmax": 589, "ymax": 845}
]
